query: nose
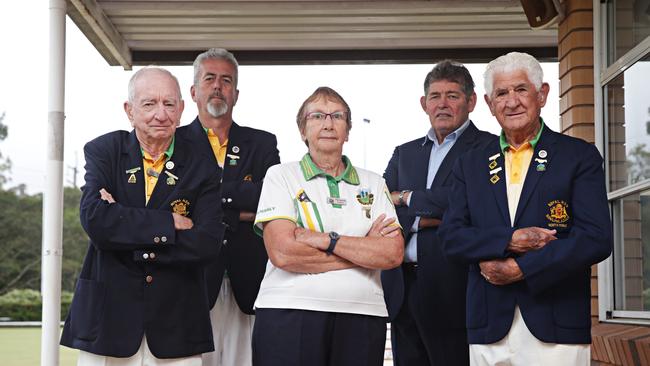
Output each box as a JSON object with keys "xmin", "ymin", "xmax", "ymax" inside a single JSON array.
[
  {"xmin": 322, "ymin": 115, "xmax": 334, "ymax": 129},
  {"xmin": 153, "ymin": 103, "xmax": 170, "ymax": 121},
  {"xmin": 504, "ymin": 90, "xmax": 520, "ymax": 108}
]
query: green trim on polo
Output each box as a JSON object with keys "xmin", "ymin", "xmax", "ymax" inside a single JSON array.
[
  {"xmin": 299, "ymin": 154, "xmax": 360, "ymax": 209},
  {"xmin": 140, "ymin": 135, "xmax": 175, "ymax": 161},
  {"xmin": 499, "ymin": 118, "xmax": 545, "ymax": 153}
]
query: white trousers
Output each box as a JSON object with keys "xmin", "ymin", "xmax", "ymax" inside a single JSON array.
[
  {"xmin": 78, "ymin": 337, "xmax": 201, "ymax": 366},
  {"xmin": 469, "ymin": 307, "xmax": 590, "ymax": 366},
  {"xmin": 202, "ymin": 278, "xmax": 255, "ymax": 366}
]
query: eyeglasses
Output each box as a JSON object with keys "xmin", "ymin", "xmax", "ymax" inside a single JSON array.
[{"xmin": 306, "ymin": 111, "xmax": 347, "ymax": 122}]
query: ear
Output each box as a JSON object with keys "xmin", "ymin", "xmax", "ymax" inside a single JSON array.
[
  {"xmin": 176, "ymin": 100, "xmax": 185, "ymax": 126},
  {"xmin": 124, "ymin": 101, "xmax": 134, "ymax": 126},
  {"xmin": 538, "ymin": 82, "xmax": 550, "ymax": 108},
  {"xmin": 190, "ymin": 85, "xmax": 197, "ymax": 102},
  {"xmin": 484, "ymin": 94, "xmax": 496, "ymax": 116},
  {"xmin": 467, "ymin": 92, "xmax": 477, "ymax": 113},
  {"xmin": 232, "ymin": 89, "xmax": 239, "ymax": 107},
  {"xmin": 420, "ymin": 95, "xmax": 427, "ymax": 112}
]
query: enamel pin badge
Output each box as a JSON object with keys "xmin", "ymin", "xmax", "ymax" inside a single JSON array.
[
  {"xmin": 487, "ymin": 153, "xmax": 501, "ymax": 184},
  {"xmin": 126, "ymin": 167, "xmax": 141, "ymax": 184}
]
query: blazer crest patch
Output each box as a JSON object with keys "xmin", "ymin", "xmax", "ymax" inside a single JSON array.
[
  {"xmin": 546, "ymin": 200, "xmax": 569, "ymax": 227},
  {"xmin": 171, "ymin": 199, "xmax": 190, "ymax": 216}
]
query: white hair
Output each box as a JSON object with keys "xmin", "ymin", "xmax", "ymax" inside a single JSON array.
[
  {"xmin": 127, "ymin": 67, "xmax": 182, "ymax": 103},
  {"xmin": 193, "ymin": 48, "xmax": 239, "ymax": 87},
  {"xmin": 484, "ymin": 52, "xmax": 543, "ymax": 96}
]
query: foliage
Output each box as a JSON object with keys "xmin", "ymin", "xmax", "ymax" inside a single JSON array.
[
  {"xmin": 0, "ymin": 187, "xmax": 88, "ymax": 295},
  {"xmin": 0, "ymin": 289, "xmax": 72, "ymax": 321},
  {"xmin": 627, "ymin": 143, "xmax": 650, "ymax": 184},
  {"xmin": 0, "ymin": 112, "xmax": 11, "ymax": 188}
]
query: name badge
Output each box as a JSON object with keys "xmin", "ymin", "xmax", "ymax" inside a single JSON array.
[{"xmin": 327, "ymin": 197, "xmax": 347, "ymax": 206}]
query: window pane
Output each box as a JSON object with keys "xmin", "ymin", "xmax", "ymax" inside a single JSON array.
[
  {"xmin": 613, "ymin": 190, "xmax": 650, "ymax": 311},
  {"xmin": 607, "ymin": 0, "xmax": 650, "ymax": 65},
  {"xmin": 606, "ymin": 56, "xmax": 650, "ymax": 191}
]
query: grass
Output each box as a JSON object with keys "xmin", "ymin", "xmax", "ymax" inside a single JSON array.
[{"xmin": 0, "ymin": 327, "xmax": 78, "ymax": 366}]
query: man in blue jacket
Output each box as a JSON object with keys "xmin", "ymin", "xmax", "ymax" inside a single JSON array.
[
  {"xmin": 177, "ymin": 48, "xmax": 280, "ymax": 366},
  {"xmin": 61, "ymin": 67, "xmax": 225, "ymax": 365},
  {"xmin": 382, "ymin": 60, "xmax": 493, "ymax": 366},
  {"xmin": 439, "ymin": 52, "xmax": 612, "ymax": 365}
]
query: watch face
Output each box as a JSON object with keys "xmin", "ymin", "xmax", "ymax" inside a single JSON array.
[{"xmin": 330, "ymin": 231, "xmax": 340, "ymax": 240}]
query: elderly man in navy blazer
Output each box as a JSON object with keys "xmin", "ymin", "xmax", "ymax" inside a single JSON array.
[
  {"xmin": 177, "ymin": 48, "xmax": 280, "ymax": 366},
  {"xmin": 61, "ymin": 67, "xmax": 224, "ymax": 365},
  {"xmin": 439, "ymin": 52, "xmax": 612, "ymax": 365},
  {"xmin": 382, "ymin": 61, "xmax": 493, "ymax": 366}
]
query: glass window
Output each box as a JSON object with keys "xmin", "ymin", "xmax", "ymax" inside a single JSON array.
[
  {"xmin": 606, "ymin": 56, "xmax": 650, "ymax": 191},
  {"xmin": 606, "ymin": 0, "xmax": 650, "ymax": 65}
]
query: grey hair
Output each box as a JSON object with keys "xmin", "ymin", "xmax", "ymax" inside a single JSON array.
[
  {"xmin": 483, "ymin": 52, "xmax": 543, "ymax": 96},
  {"xmin": 193, "ymin": 48, "xmax": 239, "ymax": 87},
  {"xmin": 127, "ymin": 67, "xmax": 182, "ymax": 103}
]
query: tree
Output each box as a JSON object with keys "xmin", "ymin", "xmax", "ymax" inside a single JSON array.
[{"xmin": 0, "ymin": 112, "xmax": 11, "ymax": 189}]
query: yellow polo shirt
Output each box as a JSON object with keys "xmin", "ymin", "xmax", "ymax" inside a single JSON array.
[
  {"xmin": 206, "ymin": 128, "xmax": 228, "ymax": 167},
  {"xmin": 142, "ymin": 138, "xmax": 174, "ymax": 204},
  {"xmin": 500, "ymin": 121, "xmax": 544, "ymax": 225}
]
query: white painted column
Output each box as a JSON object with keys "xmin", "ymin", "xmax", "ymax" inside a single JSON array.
[{"xmin": 42, "ymin": 0, "xmax": 66, "ymax": 365}]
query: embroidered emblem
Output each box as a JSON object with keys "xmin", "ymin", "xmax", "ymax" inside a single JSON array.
[
  {"xmin": 243, "ymin": 174, "xmax": 253, "ymax": 181},
  {"xmin": 171, "ymin": 199, "xmax": 190, "ymax": 216},
  {"xmin": 356, "ymin": 187, "xmax": 374, "ymax": 218},
  {"xmin": 546, "ymin": 200, "xmax": 569, "ymax": 227}
]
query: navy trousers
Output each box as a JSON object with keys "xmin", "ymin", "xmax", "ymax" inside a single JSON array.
[{"xmin": 253, "ymin": 308, "xmax": 386, "ymax": 366}]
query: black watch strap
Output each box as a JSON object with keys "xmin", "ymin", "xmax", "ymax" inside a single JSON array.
[{"xmin": 326, "ymin": 232, "xmax": 340, "ymax": 256}]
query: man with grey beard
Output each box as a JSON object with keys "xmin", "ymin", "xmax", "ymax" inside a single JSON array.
[{"xmin": 177, "ymin": 48, "xmax": 280, "ymax": 366}]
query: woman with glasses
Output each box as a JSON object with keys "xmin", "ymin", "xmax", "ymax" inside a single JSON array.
[{"xmin": 251, "ymin": 86, "xmax": 404, "ymax": 366}]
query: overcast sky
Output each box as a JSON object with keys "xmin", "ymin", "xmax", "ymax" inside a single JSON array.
[{"xmin": 0, "ymin": 3, "xmax": 559, "ymax": 194}]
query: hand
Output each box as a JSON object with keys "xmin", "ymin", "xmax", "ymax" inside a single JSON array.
[
  {"xmin": 508, "ymin": 227, "xmax": 557, "ymax": 254},
  {"xmin": 172, "ymin": 213, "xmax": 193, "ymax": 230},
  {"xmin": 368, "ymin": 214, "xmax": 400, "ymax": 238},
  {"xmin": 99, "ymin": 188, "xmax": 116, "ymax": 203},
  {"xmin": 239, "ymin": 211, "xmax": 256, "ymax": 222},
  {"xmin": 479, "ymin": 258, "xmax": 523, "ymax": 285},
  {"xmin": 418, "ymin": 217, "xmax": 441, "ymax": 229}
]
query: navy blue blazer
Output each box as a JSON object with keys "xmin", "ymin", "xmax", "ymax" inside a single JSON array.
[
  {"xmin": 439, "ymin": 125, "xmax": 612, "ymax": 344},
  {"xmin": 177, "ymin": 118, "xmax": 280, "ymax": 314},
  {"xmin": 60, "ymin": 130, "xmax": 225, "ymax": 358},
  {"xmin": 381, "ymin": 122, "xmax": 494, "ymax": 329}
]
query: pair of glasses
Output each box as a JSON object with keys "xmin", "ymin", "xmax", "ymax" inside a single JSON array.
[{"xmin": 306, "ymin": 111, "xmax": 347, "ymax": 122}]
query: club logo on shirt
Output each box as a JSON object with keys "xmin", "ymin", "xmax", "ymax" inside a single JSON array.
[
  {"xmin": 171, "ymin": 199, "xmax": 190, "ymax": 217},
  {"xmin": 357, "ymin": 188, "xmax": 374, "ymax": 218},
  {"xmin": 546, "ymin": 200, "xmax": 569, "ymax": 227}
]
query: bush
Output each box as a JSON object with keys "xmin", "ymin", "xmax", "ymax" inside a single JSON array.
[{"xmin": 0, "ymin": 288, "xmax": 72, "ymax": 321}]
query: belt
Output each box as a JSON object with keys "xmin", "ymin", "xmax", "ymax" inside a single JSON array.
[{"xmin": 402, "ymin": 262, "xmax": 418, "ymax": 273}]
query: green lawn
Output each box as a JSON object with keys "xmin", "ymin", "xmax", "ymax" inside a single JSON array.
[{"xmin": 0, "ymin": 327, "xmax": 78, "ymax": 366}]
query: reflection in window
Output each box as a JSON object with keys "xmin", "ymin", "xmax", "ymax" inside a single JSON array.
[
  {"xmin": 613, "ymin": 191, "xmax": 650, "ymax": 311},
  {"xmin": 606, "ymin": 57, "xmax": 650, "ymax": 191},
  {"xmin": 607, "ymin": 0, "xmax": 650, "ymax": 65}
]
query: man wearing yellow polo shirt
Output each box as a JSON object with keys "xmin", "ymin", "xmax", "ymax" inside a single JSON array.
[
  {"xmin": 61, "ymin": 67, "xmax": 225, "ymax": 365},
  {"xmin": 439, "ymin": 52, "xmax": 612, "ymax": 365},
  {"xmin": 178, "ymin": 48, "xmax": 280, "ymax": 366}
]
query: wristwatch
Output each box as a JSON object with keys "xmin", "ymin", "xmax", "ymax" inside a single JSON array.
[
  {"xmin": 326, "ymin": 231, "xmax": 340, "ymax": 256},
  {"xmin": 398, "ymin": 190, "xmax": 410, "ymax": 206}
]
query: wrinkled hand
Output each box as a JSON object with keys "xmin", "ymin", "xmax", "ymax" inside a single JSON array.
[
  {"xmin": 239, "ymin": 211, "xmax": 256, "ymax": 222},
  {"xmin": 99, "ymin": 188, "xmax": 116, "ymax": 203},
  {"xmin": 508, "ymin": 227, "xmax": 557, "ymax": 254},
  {"xmin": 479, "ymin": 258, "xmax": 523, "ymax": 285},
  {"xmin": 368, "ymin": 214, "xmax": 400, "ymax": 238},
  {"xmin": 172, "ymin": 213, "xmax": 193, "ymax": 230},
  {"xmin": 419, "ymin": 217, "xmax": 441, "ymax": 229}
]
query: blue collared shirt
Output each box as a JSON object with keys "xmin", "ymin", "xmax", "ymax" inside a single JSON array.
[{"xmin": 404, "ymin": 119, "xmax": 471, "ymax": 263}]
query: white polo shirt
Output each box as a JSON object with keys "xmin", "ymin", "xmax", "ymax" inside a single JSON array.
[{"xmin": 253, "ymin": 154, "xmax": 399, "ymax": 317}]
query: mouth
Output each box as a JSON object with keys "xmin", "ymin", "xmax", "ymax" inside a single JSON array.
[{"xmin": 435, "ymin": 113, "xmax": 453, "ymax": 119}]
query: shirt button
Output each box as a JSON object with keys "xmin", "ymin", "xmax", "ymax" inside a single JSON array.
[
  {"xmin": 153, "ymin": 237, "xmax": 160, "ymax": 243},
  {"xmin": 142, "ymin": 253, "xmax": 149, "ymax": 259},
  {"xmin": 149, "ymin": 252, "xmax": 156, "ymax": 259},
  {"xmin": 145, "ymin": 275, "xmax": 153, "ymax": 283},
  {"xmin": 161, "ymin": 236, "xmax": 167, "ymax": 243}
]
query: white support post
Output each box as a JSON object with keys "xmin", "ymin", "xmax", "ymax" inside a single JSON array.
[{"xmin": 42, "ymin": 0, "xmax": 66, "ymax": 365}]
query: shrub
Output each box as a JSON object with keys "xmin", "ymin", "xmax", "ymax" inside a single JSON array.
[{"xmin": 0, "ymin": 289, "xmax": 73, "ymax": 321}]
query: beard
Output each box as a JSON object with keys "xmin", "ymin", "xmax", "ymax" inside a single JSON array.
[{"xmin": 206, "ymin": 97, "xmax": 228, "ymax": 118}]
